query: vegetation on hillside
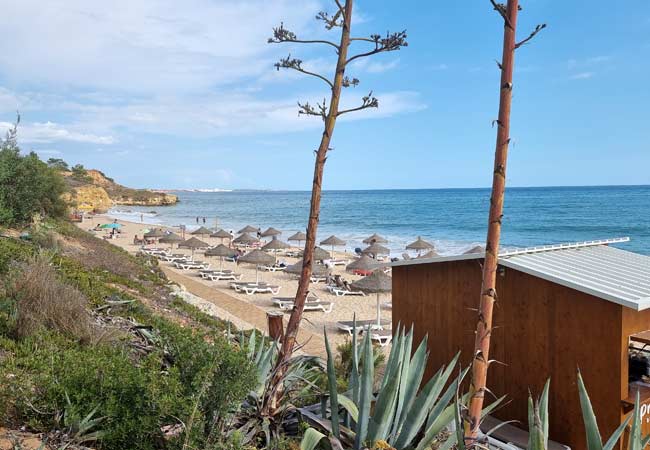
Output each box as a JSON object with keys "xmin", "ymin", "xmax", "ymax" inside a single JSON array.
[{"xmin": 0, "ymin": 119, "xmax": 68, "ymax": 226}]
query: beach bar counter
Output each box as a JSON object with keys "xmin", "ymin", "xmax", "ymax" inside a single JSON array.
[{"xmin": 391, "ymin": 238, "xmax": 650, "ymax": 450}]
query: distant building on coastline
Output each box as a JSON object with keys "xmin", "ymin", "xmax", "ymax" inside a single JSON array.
[{"xmin": 391, "ymin": 237, "xmax": 650, "ymax": 450}]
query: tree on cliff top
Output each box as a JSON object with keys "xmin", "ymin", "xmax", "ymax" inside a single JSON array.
[{"xmin": 0, "ymin": 117, "xmax": 67, "ymax": 226}]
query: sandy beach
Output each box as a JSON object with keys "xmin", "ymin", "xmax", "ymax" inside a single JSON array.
[{"xmin": 79, "ymin": 214, "xmax": 392, "ymax": 350}]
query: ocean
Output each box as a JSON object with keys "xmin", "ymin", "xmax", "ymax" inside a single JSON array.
[{"xmin": 109, "ymin": 185, "xmax": 650, "ymax": 256}]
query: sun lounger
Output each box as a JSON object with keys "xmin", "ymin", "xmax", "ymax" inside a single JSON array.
[
  {"xmin": 175, "ymin": 261, "xmax": 210, "ymax": 270},
  {"xmin": 382, "ymin": 301, "xmax": 392, "ymax": 309},
  {"xmin": 326, "ymin": 285, "xmax": 366, "ymax": 296},
  {"xmin": 274, "ymin": 298, "xmax": 333, "ymax": 313},
  {"xmin": 259, "ymin": 265, "xmax": 285, "ymax": 272},
  {"xmin": 237, "ymin": 284, "xmax": 280, "ymax": 295},
  {"xmin": 329, "ymin": 259, "xmax": 347, "ymax": 266},
  {"xmin": 310, "ymin": 275, "xmax": 328, "ymax": 283},
  {"xmin": 367, "ymin": 329, "xmax": 393, "ymax": 346},
  {"xmin": 161, "ymin": 254, "xmax": 190, "ymax": 262},
  {"xmin": 208, "ymin": 273, "xmax": 242, "ymax": 281},
  {"xmin": 336, "ymin": 319, "xmax": 390, "ymax": 335},
  {"xmin": 199, "ymin": 269, "xmax": 233, "ymax": 278}
]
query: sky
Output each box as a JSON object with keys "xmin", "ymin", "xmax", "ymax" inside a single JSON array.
[{"xmin": 0, "ymin": 0, "xmax": 648, "ymax": 190}]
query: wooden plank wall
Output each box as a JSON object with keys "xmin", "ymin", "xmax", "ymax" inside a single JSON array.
[{"xmin": 392, "ymin": 260, "xmax": 625, "ymax": 450}]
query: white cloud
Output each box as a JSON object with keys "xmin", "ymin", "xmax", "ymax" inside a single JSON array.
[
  {"xmin": 365, "ymin": 58, "xmax": 400, "ymax": 74},
  {"xmin": 0, "ymin": 121, "xmax": 115, "ymax": 144},
  {"xmin": 0, "ymin": 0, "xmax": 320, "ymax": 93},
  {"xmin": 570, "ymin": 72, "xmax": 594, "ymax": 80}
]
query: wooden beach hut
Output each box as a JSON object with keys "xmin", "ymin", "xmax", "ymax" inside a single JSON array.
[{"xmin": 391, "ymin": 238, "xmax": 650, "ymax": 450}]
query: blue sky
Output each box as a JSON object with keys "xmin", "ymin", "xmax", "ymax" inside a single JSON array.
[{"xmin": 1, "ymin": 0, "xmax": 648, "ymax": 190}]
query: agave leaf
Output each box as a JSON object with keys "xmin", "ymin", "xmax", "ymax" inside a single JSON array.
[
  {"xmin": 603, "ymin": 416, "xmax": 631, "ymax": 450},
  {"xmin": 539, "ymin": 378, "xmax": 550, "ymax": 448},
  {"xmin": 255, "ymin": 334, "xmax": 266, "ymax": 365},
  {"xmin": 577, "ymin": 370, "xmax": 604, "ymax": 450},
  {"xmin": 630, "ymin": 391, "xmax": 641, "ymax": 450},
  {"xmin": 247, "ymin": 329, "xmax": 256, "ymax": 360},
  {"xmin": 301, "ymin": 427, "xmax": 327, "ymax": 450},
  {"xmin": 415, "ymin": 401, "xmax": 457, "ymax": 450},
  {"xmin": 324, "ymin": 329, "xmax": 341, "ymax": 439},
  {"xmin": 394, "ymin": 368, "xmax": 447, "ymax": 449},
  {"xmin": 380, "ymin": 324, "xmax": 402, "ymax": 391},
  {"xmin": 354, "ymin": 330, "xmax": 374, "ymax": 450},
  {"xmin": 425, "ymin": 355, "xmax": 463, "ymax": 430},
  {"xmin": 390, "ymin": 326, "xmax": 415, "ymax": 439},
  {"xmin": 350, "ymin": 316, "xmax": 360, "ymax": 405},
  {"xmin": 528, "ymin": 394, "xmax": 545, "ymax": 450},
  {"xmin": 367, "ymin": 361, "xmax": 402, "ymax": 443},
  {"xmin": 393, "ymin": 333, "xmax": 429, "ymax": 436},
  {"xmin": 338, "ymin": 394, "xmax": 359, "ymax": 423}
]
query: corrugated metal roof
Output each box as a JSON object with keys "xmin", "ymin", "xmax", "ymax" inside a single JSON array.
[{"xmin": 392, "ymin": 238, "xmax": 650, "ymax": 311}]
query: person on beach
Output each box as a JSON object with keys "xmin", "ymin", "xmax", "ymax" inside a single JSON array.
[
  {"xmin": 202, "ymin": 217, "xmax": 206, "ymax": 224},
  {"xmin": 140, "ymin": 214, "xmax": 143, "ymax": 223},
  {"xmin": 196, "ymin": 217, "xmax": 199, "ymax": 224}
]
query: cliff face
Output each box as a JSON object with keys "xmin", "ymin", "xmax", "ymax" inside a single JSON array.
[{"xmin": 63, "ymin": 169, "xmax": 178, "ymax": 213}]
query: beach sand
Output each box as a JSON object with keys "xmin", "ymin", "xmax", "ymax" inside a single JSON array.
[{"xmin": 79, "ymin": 214, "xmax": 392, "ymax": 353}]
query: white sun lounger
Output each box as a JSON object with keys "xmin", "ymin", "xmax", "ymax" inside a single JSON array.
[
  {"xmin": 162, "ymin": 255, "xmax": 191, "ymax": 262},
  {"xmin": 175, "ymin": 261, "xmax": 210, "ymax": 270},
  {"xmin": 368, "ymin": 329, "xmax": 393, "ymax": 346},
  {"xmin": 310, "ymin": 275, "xmax": 328, "ymax": 283},
  {"xmin": 383, "ymin": 301, "xmax": 392, "ymax": 309},
  {"xmin": 326, "ymin": 285, "xmax": 366, "ymax": 297},
  {"xmin": 259, "ymin": 265, "xmax": 286, "ymax": 272},
  {"xmin": 329, "ymin": 259, "xmax": 348, "ymax": 266},
  {"xmin": 208, "ymin": 273, "xmax": 242, "ymax": 281},
  {"xmin": 336, "ymin": 319, "xmax": 390, "ymax": 335},
  {"xmin": 199, "ymin": 269, "xmax": 233, "ymax": 278},
  {"xmin": 237, "ymin": 284, "xmax": 280, "ymax": 295},
  {"xmin": 273, "ymin": 298, "xmax": 333, "ymax": 313}
]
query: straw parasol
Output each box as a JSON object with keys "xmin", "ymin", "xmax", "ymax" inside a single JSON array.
[
  {"xmin": 233, "ymin": 232, "xmax": 259, "ymax": 245},
  {"xmin": 350, "ymin": 270, "xmax": 392, "ymax": 326},
  {"xmin": 288, "ymin": 231, "xmax": 307, "ymax": 247},
  {"xmin": 320, "ymin": 235, "xmax": 346, "ymax": 255},
  {"xmin": 346, "ymin": 254, "xmax": 381, "ymax": 272},
  {"xmin": 418, "ymin": 250, "xmax": 440, "ymax": 259},
  {"xmin": 363, "ymin": 233, "xmax": 388, "ymax": 244},
  {"xmin": 238, "ymin": 225, "xmax": 258, "ymax": 234},
  {"xmin": 313, "ymin": 247, "xmax": 331, "ymax": 261},
  {"xmin": 406, "ymin": 236, "xmax": 434, "ymax": 256},
  {"xmin": 205, "ymin": 244, "xmax": 236, "ymax": 270},
  {"xmin": 262, "ymin": 237, "xmax": 290, "ymax": 252},
  {"xmin": 361, "ymin": 242, "xmax": 390, "ymax": 257},
  {"xmin": 238, "ymin": 249, "xmax": 276, "ymax": 282},
  {"xmin": 159, "ymin": 232, "xmax": 183, "ymax": 248},
  {"xmin": 284, "ymin": 261, "xmax": 330, "ymax": 276},
  {"xmin": 463, "ymin": 245, "xmax": 485, "ymax": 255},
  {"xmin": 210, "ymin": 229, "xmax": 232, "ymax": 245},
  {"xmin": 179, "ymin": 236, "xmax": 209, "ymax": 258},
  {"xmin": 144, "ymin": 228, "xmax": 165, "ymax": 240},
  {"xmin": 191, "ymin": 226, "xmax": 212, "ymax": 236},
  {"xmin": 260, "ymin": 227, "xmax": 282, "ymax": 238}
]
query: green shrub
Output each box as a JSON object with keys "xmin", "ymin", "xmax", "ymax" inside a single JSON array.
[{"xmin": 0, "ymin": 120, "xmax": 68, "ymax": 226}]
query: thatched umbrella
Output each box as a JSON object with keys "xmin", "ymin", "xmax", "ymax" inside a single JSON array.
[
  {"xmin": 320, "ymin": 235, "xmax": 346, "ymax": 255},
  {"xmin": 313, "ymin": 247, "xmax": 331, "ymax": 261},
  {"xmin": 238, "ymin": 225, "xmax": 258, "ymax": 234},
  {"xmin": 262, "ymin": 237, "xmax": 290, "ymax": 252},
  {"xmin": 238, "ymin": 249, "xmax": 276, "ymax": 283},
  {"xmin": 233, "ymin": 232, "xmax": 259, "ymax": 246},
  {"xmin": 205, "ymin": 244, "xmax": 236, "ymax": 270},
  {"xmin": 159, "ymin": 232, "xmax": 183, "ymax": 248},
  {"xmin": 418, "ymin": 250, "xmax": 440, "ymax": 259},
  {"xmin": 361, "ymin": 242, "xmax": 390, "ymax": 258},
  {"xmin": 260, "ymin": 227, "xmax": 282, "ymax": 238},
  {"xmin": 179, "ymin": 236, "xmax": 209, "ymax": 259},
  {"xmin": 346, "ymin": 254, "xmax": 381, "ymax": 272},
  {"xmin": 464, "ymin": 245, "xmax": 485, "ymax": 255},
  {"xmin": 406, "ymin": 236, "xmax": 434, "ymax": 256},
  {"xmin": 210, "ymin": 229, "xmax": 232, "ymax": 245},
  {"xmin": 285, "ymin": 261, "xmax": 330, "ymax": 276},
  {"xmin": 350, "ymin": 270, "xmax": 392, "ymax": 326},
  {"xmin": 288, "ymin": 231, "xmax": 307, "ymax": 247},
  {"xmin": 191, "ymin": 226, "xmax": 212, "ymax": 237},
  {"xmin": 363, "ymin": 233, "xmax": 388, "ymax": 245},
  {"xmin": 144, "ymin": 228, "xmax": 165, "ymax": 240}
]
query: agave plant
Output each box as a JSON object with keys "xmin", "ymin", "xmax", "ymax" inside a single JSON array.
[
  {"xmin": 301, "ymin": 323, "xmax": 468, "ymax": 450},
  {"xmin": 226, "ymin": 329, "xmax": 323, "ymax": 446},
  {"xmin": 58, "ymin": 392, "xmax": 105, "ymax": 449}
]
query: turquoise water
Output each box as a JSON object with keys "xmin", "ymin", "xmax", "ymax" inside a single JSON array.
[{"xmin": 110, "ymin": 185, "xmax": 650, "ymax": 256}]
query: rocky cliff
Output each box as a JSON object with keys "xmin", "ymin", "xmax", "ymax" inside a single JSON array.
[{"xmin": 63, "ymin": 169, "xmax": 178, "ymax": 213}]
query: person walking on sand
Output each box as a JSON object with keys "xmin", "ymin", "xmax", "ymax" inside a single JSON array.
[
  {"xmin": 196, "ymin": 217, "xmax": 199, "ymax": 224},
  {"xmin": 140, "ymin": 213, "xmax": 143, "ymax": 223},
  {"xmin": 202, "ymin": 217, "xmax": 206, "ymax": 224}
]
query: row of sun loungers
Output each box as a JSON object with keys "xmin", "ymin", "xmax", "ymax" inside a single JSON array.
[{"xmin": 230, "ymin": 281, "xmax": 280, "ymax": 295}]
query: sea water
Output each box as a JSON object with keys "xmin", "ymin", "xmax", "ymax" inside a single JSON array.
[{"xmin": 109, "ymin": 185, "xmax": 650, "ymax": 256}]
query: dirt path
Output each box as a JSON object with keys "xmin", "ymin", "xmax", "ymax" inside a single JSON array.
[{"xmin": 161, "ymin": 267, "xmax": 326, "ymax": 357}]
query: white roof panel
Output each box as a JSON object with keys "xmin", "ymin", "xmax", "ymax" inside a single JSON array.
[{"xmin": 392, "ymin": 238, "xmax": 650, "ymax": 310}]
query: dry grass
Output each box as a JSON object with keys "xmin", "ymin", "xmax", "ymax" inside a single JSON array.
[{"xmin": 8, "ymin": 253, "xmax": 97, "ymax": 343}]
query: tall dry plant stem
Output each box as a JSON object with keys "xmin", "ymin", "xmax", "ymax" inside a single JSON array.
[{"xmin": 465, "ymin": 0, "xmax": 545, "ymax": 444}]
